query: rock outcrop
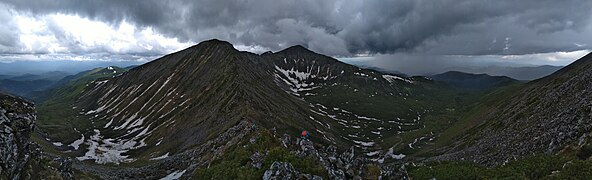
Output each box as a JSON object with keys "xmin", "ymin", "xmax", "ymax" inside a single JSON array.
[
  {"xmin": 0, "ymin": 93, "xmax": 36, "ymax": 179},
  {"xmin": 281, "ymin": 133, "xmax": 408, "ymax": 179},
  {"xmin": 263, "ymin": 161, "xmax": 323, "ymax": 180}
]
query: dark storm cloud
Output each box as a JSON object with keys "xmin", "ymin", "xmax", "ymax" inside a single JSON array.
[{"xmin": 2, "ymin": 0, "xmax": 592, "ymax": 56}]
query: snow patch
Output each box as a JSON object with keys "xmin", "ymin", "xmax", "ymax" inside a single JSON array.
[
  {"xmin": 150, "ymin": 152, "xmax": 169, "ymax": 161},
  {"xmin": 69, "ymin": 135, "xmax": 85, "ymax": 150},
  {"xmin": 84, "ymin": 105, "xmax": 106, "ymax": 115},
  {"xmin": 76, "ymin": 128, "xmax": 148, "ymax": 164},
  {"xmin": 155, "ymin": 138, "xmax": 163, "ymax": 146},
  {"xmin": 114, "ymin": 113, "xmax": 138, "ymax": 130},
  {"xmin": 160, "ymin": 170, "xmax": 186, "ymax": 180},
  {"xmin": 366, "ymin": 151, "xmax": 380, "ymax": 156},
  {"xmin": 353, "ymin": 140, "xmax": 374, "ymax": 147},
  {"xmin": 104, "ymin": 118, "xmax": 114, "ymax": 128},
  {"xmin": 354, "ymin": 72, "xmax": 369, "ymax": 77},
  {"xmin": 383, "ymin": 75, "xmax": 413, "ymax": 84}
]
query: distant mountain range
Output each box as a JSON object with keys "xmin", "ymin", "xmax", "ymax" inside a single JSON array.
[
  {"xmin": 0, "ymin": 71, "xmax": 70, "ymax": 97},
  {"xmin": 430, "ymin": 71, "xmax": 519, "ymax": 90},
  {"xmin": 444, "ymin": 65, "xmax": 563, "ymax": 81},
  {"xmin": 349, "ymin": 61, "xmax": 563, "ymax": 81}
]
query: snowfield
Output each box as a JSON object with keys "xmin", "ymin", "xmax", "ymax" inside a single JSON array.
[{"xmin": 76, "ymin": 128, "xmax": 151, "ymax": 164}]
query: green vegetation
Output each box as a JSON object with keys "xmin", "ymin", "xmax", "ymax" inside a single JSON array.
[
  {"xmin": 428, "ymin": 83, "xmax": 526, "ymax": 150},
  {"xmin": 36, "ymin": 67, "xmax": 127, "ymax": 143},
  {"xmin": 304, "ymin": 71, "xmax": 491, "ymax": 153},
  {"xmin": 577, "ymin": 144, "xmax": 592, "ymax": 160},
  {"xmin": 364, "ymin": 164, "xmax": 381, "ymax": 180},
  {"xmin": 194, "ymin": 130, "xmax": 328, "ymax": 179},
  {"xmin": 409, "ymin": 155, "xmax": 592, "ymax": 179},
  {"xmin": 20, "ymin": 154, "xmax": 64, "ymax": 180}
]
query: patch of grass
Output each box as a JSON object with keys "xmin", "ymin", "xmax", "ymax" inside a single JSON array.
[
  {"xmin": 577, "ymin": 143, "xmax": 592, "ymax": 160},
  {"xmin": 364, "ymin": 164, "xmax": 381, "ymax": 180}
]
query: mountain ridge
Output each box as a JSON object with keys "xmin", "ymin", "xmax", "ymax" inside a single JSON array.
[
  {"xmin": 430, "ymin": 71, "xmax": 518, "ymax": 90},
  {"xmin": 432, "ymin": 52, "xmax": 592, "ymax": 166}
]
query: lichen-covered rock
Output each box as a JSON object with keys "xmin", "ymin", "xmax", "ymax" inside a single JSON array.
[
  {"xmin": 263, "ymin": 162, "xmax": 297, "ymax": 180},
  {"xmin": 281, "ymin": 134, "xmax": 291, "ymax": 148},
  {"xmin": 297, "ymin": 138, "xmax": 317, "ymax": 157},
  {"xmin": 0, "ymin": 93, "xmax": 36, "ymax": 179},
  {"xmin": 0, "ymin": 93, "xmax": 72, "ymax": 180},
  {"xmin": 263, "ymin": 161, "xmax": 322, "ymax": 180},
  {"xmin": 250, "ymin": 151, "xmax": 264, "ymax": 169}
]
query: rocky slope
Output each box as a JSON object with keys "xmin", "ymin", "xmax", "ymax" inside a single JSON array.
[
  {"xmin": 0, "ymin": 92, "xmax": 71, "ymax": 179},
  {"xmin": 0, "ymin": 92, "xmax": 37, "ymax": 178},
  {"xmin": 433, "ymin": 52, "xmax": 592, "ymax": 166}
]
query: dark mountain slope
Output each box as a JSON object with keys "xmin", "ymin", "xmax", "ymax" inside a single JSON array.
[
  {"xmin": 433, "ymin": 52, "xmax": 592, "ymax": 166},
  {"xmin": 45, "ymin": 40, "xmax": 334, "ymax": 164},
  {"xmin": 430, "ymin": 71, "xmax": 518, "ymax": 90}
]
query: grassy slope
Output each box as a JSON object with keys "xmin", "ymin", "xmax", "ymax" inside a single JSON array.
[
  {"xmin": 424, "ymin": 83, "xmax": 526, "ymax": 154},
  {"xmin": 36, "ymin": 67, "xmax": 128, "ymax": 144},
  {"xmin": 408, "ymin": 54, "xmax": 592, "ymax": 179}
]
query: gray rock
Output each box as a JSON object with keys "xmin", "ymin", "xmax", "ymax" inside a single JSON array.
[
  {"xmin": 263, "ymin": 161, "xmax": 323, "ymax": 180},
  {"xmin": 251, "ymin": 151, "xmax": 264, "ymax": 169},
  {"xmin": 0, "ymin": 93, "xmax": 36, "ymax": 180},
  {"xmin": 281, "ymin": 134, "xmax": 291, "ymax": 148},
  {"xmin": 263, "ymin": 162, "xmax": 297, "ymax": 180}
]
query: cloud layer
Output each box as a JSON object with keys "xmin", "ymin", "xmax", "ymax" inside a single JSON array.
[{"xmin": 1, "ymin": 0, "xmax": 592, "ymax": 60}]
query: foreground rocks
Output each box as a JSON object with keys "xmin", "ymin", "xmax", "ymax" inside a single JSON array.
[
  {"xmin": 0, "ymin": 93, "xmax": 71, "ymax": 179},
  {"xmin": 0, "ymin": 93, "xmax": 36, "ymax": 179},
  {"xmin": 280, "ymin": 133, "xmax": 408, "ymax": 179},
  {"xmin": 263, "ymin": 162, "xmax": 322, "ymax": 180}
]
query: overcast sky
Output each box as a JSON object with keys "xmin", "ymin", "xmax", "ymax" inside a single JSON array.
[{"xmin": 1, "ymin": 0, "xmax": 592, "ymax": 72}]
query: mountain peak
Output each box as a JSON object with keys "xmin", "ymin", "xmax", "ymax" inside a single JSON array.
[
  {"xmin": 189, "ymin": 39, "xmax": 236, "ymax": 52},
  {"xmin": 278, "ymin": 44, "xmax": 316, "ymax": 54}
]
